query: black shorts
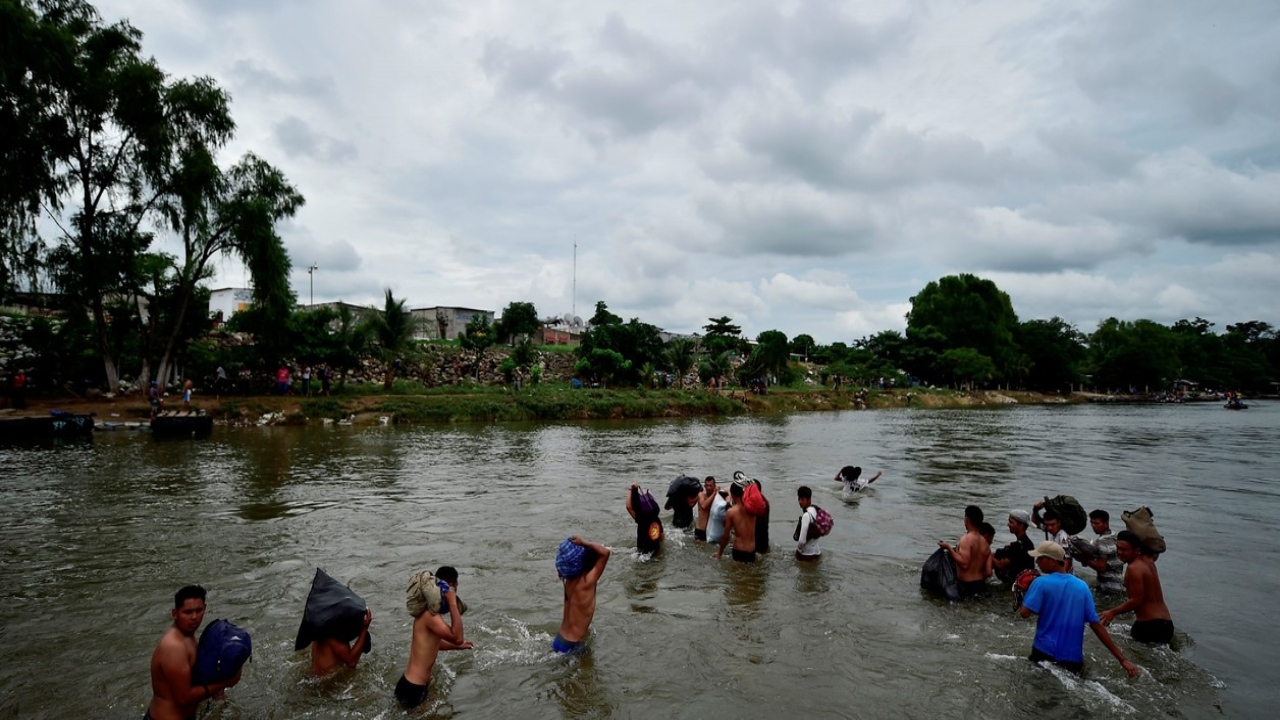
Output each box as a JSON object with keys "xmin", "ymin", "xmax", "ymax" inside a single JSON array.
[
  {"xmin": 731, "ymin": 548, "xmax": 757, "ymax": 563},
  {"xmin": 958, "ymin": 579, "xmax": 989, "ymax": 598},
  {"xmin": 395, "ymin": 674, "xmax": 431, "ymax": 709},
  {"xmin": 1029, "ymin": 647, "xmax": 1083, "ymax": 674},
  {"xmin": 694, "ymin": 529, "xmax": 707, "ymax": 541},
  {"xmin": 1131, "ymin": 619, "xmax": 1175, "ymax": 645}
]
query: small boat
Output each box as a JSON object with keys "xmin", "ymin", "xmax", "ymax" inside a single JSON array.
[
  {"xmin": 1224, "ymin": 401, "xmax": 1249, "ymax": 410},
  {"xmin": 151, "ymin": 411, "xmax": 214, "ymax": 438},
  {"xmin": 0, "ymin": 412, "xmax": 95, "ymax": 440}
]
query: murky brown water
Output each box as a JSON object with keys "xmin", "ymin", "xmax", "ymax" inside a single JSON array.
[{"xmin": 2, "ymin": 403, "xmax": 1273, "ymax": 718}]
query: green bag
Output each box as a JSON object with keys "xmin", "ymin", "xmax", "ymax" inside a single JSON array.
[{"xmin": 1043, "ymin": 495, "xmax": 1087, "ymax": 536}]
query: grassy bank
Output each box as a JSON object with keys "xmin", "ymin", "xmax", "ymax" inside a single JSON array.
[{"xmin": 6, "ymin": 383, "xmax": 1085, "ymax": 426}]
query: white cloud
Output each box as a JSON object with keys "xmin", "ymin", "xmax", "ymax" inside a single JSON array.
[{"xmin": 89, "ymin": 0, "xmax": 1280, "ymax": 344}]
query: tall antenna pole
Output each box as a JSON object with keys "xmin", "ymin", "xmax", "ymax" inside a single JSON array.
[{"xmin": 572, "ymin": 240, "xmax": 577, "ymax": 320}]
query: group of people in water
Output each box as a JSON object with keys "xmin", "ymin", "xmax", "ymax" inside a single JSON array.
[
  {"xmin": 935, "ymin": 497, "xmax": 1174, "ymax": 677},
  {"xmin": 146, "ymin": 464, "xmax": 1172, "ymax": 718}
]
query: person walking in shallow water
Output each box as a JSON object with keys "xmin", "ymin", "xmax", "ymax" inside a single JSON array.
[
  {"xmin": 1100, "ymin": 530, "xmax": 1175, "ymax": 645},
  {"xmin": 1018, "ymin": 542, "xmax": 1139, "ymax": 677},
  {"xmin": 555, "ymin": 535, "xmax": 611, "ymax": 654},
  {"xmin": 146, "ymin": 585, "xmax": 243, "ymax": 720}
]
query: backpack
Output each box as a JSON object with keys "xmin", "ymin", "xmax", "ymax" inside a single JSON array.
[
  {"xmin": 1042, "ymin": 495, "xmax": 1088, "ymax": 536},
  {"xmin": 742, "ymin": 482, "xmax": 767, "ymax": 516},
  {"xmin": 1121, "ymin": 506, "xmax": 1166, "ymax": 555},
  {"xmin": 811, "ymin": 506, "xmax": 834, "ymax": 537},
  {"xmin": 192, "ymin": 619, "xmax": 252, "ymax": 685},
  {"xmin": 637, "ymin": 489, "xmax": 660, "ymax": 517}
]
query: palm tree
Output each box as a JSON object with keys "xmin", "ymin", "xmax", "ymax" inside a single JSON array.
[
  {"xmin": 331, "ymin": 303, "xmax": 370, "ymax": 391},
  {"xmin": 364, "ymin": 289, "xmax": 418, "ymax": 389},
  {"xmin": 665, "ymin": 338, "xmax": 696, "ymax": 388}
]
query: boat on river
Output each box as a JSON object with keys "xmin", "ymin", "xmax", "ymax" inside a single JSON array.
[
  {"xmin": 1224, "ymin": 401, "xmax": 1249, "ymax": 410},
  {"xmin": 0, "ymin": 411, "xmax": 95, "ymax": 439},
  {"xmin": 150, "ymin": 410, "xmax": 214, "ymax": 438}
]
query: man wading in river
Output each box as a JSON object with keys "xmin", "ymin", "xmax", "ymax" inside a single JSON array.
[
  {"xmin": 938, "ymin": 505, "xmax": 993, "ymax": 598},
  {"xmin": 1100, "ymin": 530, "xmax": 1175, "ymax": 645},
  {"xmin": 713, "ymin": 481, "xmax": 758, "ymax": 562},
  {"xmin": 398, "ymin": 569, "xmax": 472, "ymax": 709},
  {"xmin": 554, "ymin": 535, "xmax": 611, "ymax": 654},
  {"xmin": 146, "ymin": 585, "xmax": 242, "ymax": 720}
]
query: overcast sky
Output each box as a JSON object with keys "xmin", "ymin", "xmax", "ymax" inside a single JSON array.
[{"xmin": 97, "ymin": 0, "xmax": 1280, "ymax": 343}]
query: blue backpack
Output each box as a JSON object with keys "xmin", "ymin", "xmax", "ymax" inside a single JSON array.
[{"xmin": 192, "ymin": 619, "xmax": 252, "ymax": 685}]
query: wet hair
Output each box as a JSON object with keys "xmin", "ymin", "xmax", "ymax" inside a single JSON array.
[
  {"xmin": 704, "ymin": 476, "xmax": 716, "ymax": 483},
  {"xmin": 797, "ymin": 486, "xmax": 812, "ymax": 500},
  {"xmin": 1042, "ymin": 509, "xmax": 1061, "ymax": 523},
  {"xmin": 730, "ymin": 482, "xmax": 745, "ymax": 498},
  {"xmin": 174, "ymin": 585, "xmax": 207, "ymax": 609},
  {"xmin": 964, "ymin": 505, "xmax": 984, "ymax": 525},
  {"xmin": 980, "ymin": 522, "xmax": 996, "ymax": 539},
  {"xmin": 1089, "ymin": 509, "xmax": 1110, "ymax": 522},
  {"xmin": 580, "ymin": 548, "xmax": 599, "ymax": 572},
  {"xmin": 841, "ymin": 465, "xmax": 862, "ymax": 481},
  {"xmin": 436, "ymin": 566, "xmax": 459, "ymax": 585},
  {"xmin": 1116, "ymin": 530, "xmax": 1143, "ymax": 553}
]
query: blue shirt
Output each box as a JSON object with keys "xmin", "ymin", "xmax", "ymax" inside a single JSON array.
[{"xmin": 1022, "ymin": 571, "xmax": 1099, "ymax": 663}]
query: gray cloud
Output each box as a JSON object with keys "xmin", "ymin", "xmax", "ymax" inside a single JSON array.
[
  {"xmin": 273, "ymin": 116, "xmax": 357, "ymax": 163},
  {"xmin": 229, "ymin": 60, "xmax": 337, "ymax": 102}
]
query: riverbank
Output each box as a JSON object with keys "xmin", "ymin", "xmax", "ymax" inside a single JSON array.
[{"xmin": 1, "ymin": 385, "xmax": 1094, "ymax": 426}]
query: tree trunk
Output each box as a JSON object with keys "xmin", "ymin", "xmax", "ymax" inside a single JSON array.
[
  {"xmin": 90, "ymin": 296, "xmax": 120, "ymax": 390},
  {"xmin": 384, "ymin": 368, "xmax": 395, "ymax": 391}
]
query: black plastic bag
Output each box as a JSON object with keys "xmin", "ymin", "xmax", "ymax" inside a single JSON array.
[
  {"xmin": 920, "ymin": 548, "xmax": 962, "ymax": 602},
  {"xmin": 294, "ymin": 568, "xmax": 371, "ymax": 653}
]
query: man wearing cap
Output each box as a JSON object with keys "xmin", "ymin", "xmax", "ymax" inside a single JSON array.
[
  {"xmin": 993, "ymin": 509, "xmax": 1036, "ymax": 586},
  {"xmin": 555, "ymin": 535, "xmax": 611, "ymax": 654},
  {"xmin": 1019, "ymin": 541, "xmax": 1140, "ymax": 677}
]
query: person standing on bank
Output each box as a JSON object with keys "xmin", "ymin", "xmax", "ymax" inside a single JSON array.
[
  {"xmin": 1019, "ymin": 542, "xmax": 1140, "ymax": 677},
  {"xmin": 1100, "ymin": 530, "xmax": 1175, "ymax": 645},
  {"xmin": 146, "ymin": 585, "xmax": 243, "ymax": 720},
  {"xmin": 795, "ymin": 486, "xmax": 821, "ymax": 562}
]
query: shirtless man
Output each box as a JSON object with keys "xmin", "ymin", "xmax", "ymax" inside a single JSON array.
[
  {"xmin": 146, "ymin": 585, "xmax": 242, "ymax": 720},
  {"xmin": 398, "ymin": 570, "xmax": 472, "ymax": 709},
  {"xmin": 938, "ymin": 505, "xmax": 993, "ymax": 598},
  {"xmin": 555, "ymin": 535, "xmax": 611, "ymax": 654},
  {"xmin": 695, "ymin": 476, "xmax": 719, "ymax": 542},
  {"xmin": 712, "ymin": 482, "xmax": 758, "ymax": 562},
  {"xmin": 310, "ymin": 607, "xmax": 372, "ymax": 675},
  {"xmin": 1100, "ymin": 530, "xmax": 1175, "ymax": 644}
]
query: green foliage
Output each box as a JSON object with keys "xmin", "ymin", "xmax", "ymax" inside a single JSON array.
[
  {"xmin": 665, "ymin": 338, "xmax": 696, "ymax": 387},
  {"xmin": 299, "ymin": 397, "xmax": 347, "ymax": 420},
  {"xmin": 459, "ymin": 313, "xmax": 496, "ymax": 380},
  {"xmin": 495, "ymin": 301, "xmax": 540, "ymax": 341},
  {"xmin": 364, "ymin": 289, "xmax": 418, "ymax": 389},
  {"xmin": 588, "ymin": 300, "xmax": 622, "ymax": 326},
  {"xmin": 575, "ymin": 315, "xmax": 662, "ymax": 387},
  {"xmin": 701, "ymin": 315, "xmax": 745, "ymax": 357},
  {"xmin": 938, "ymin": 347, "xmax": 998, "ymax": 387},
  {"xmin": 906, "ymin": 274, "xmax": 1021, "ymax": 383},
  {"xmin": 789, "ymin": 333, "xmax": 816, "ymax": 359},
  {"xmin": 1088, "ymin": 318, "xmax": 1179, "ymax": 391},
  {"xmin": 1016, "ymin": 317, "xmax": 1086, "ymax": 390}
]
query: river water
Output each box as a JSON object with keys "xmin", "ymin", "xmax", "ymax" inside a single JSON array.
[{"xmin": 1, "ymin": 403, "xmax": 1275, "ymax": 719}]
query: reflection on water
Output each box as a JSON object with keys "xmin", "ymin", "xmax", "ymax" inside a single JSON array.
[{"xmin": 0, "ymin": 404, "xmax": 1275, "ymax": 718}]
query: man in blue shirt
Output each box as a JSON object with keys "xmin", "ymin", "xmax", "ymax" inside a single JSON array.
[{"xmin": 1019, "ymin": 541, "xmax": 1140, "ymax": 677}]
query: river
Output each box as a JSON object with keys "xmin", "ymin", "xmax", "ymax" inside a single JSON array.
[{"xmin": 0, "ymin": 402, "xmax": 1274, "ymax": 718}]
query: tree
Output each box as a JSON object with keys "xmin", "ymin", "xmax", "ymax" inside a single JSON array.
[
  {"xmin": 365, "ymin": 289, "xmax": 418, "ymax": 389},
  {"xmin": 7, "ymin": 1, "xmax": 241, "ymax": 388},
  {"xmin": 789, "ymin": 333, "xmax": 816, "ymax": 360},
  {"xmin": 152, "ymin": 153, "xmax": 303, "ymax": 385},
  {"xmin": 906, "ymin": 274, "xmax": 1020, "ymax": 383},
  {"xmin": 665, "ymin": 338, "xmax": 696, "ymax": 388},
  {"xmin": 496, "ymin": 301, "xmax": 540, "ymax": 343},
  {"xmin": 938, "ymin": 347, "xmax": 997, "ymax": 389},
  {"xmin": 328, "ymin": 303, "xmax": 370, "ymax": 390},
  {"xmin": 1016, "ymin": 317, "xmax": 1086, "ymax": 391},
  {"xmin": 459, "ymin": 313, "xmax": 496, "ymax": 381},
  {"xmin": 753, "ymin": 329, "xmax": 792, "ymax": 383},
  {"xmin": 589, "ymin": 301, "xmax": 622, "ymax": 327},
  {"xmin": 575, "ymin": 348, "xmax": 629, "ymax": 388},
  {"xmin": 702, "ymin": 315, "xmax": 744, "ymax": 357},
  {"xmin": 1088, "ymin": 318, "xmax": 1179, "ymax": 392}
]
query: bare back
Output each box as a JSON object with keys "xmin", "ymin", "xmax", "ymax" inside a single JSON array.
[
  {"xmin": 1125, "ymin": 556, "xmax": 1172, "ymax": 622},
  {"xmin": 557, "ymin": 574, "xmax": 599, "ymax": 643},
  {"xmin": 404, "ymin": 612, "xmax": 447, "ymax": 685},
  {"xmin": 955, "ymin": 530, "xmax": 991, "ymax": 583},
  {"xmin": 726, "ymin": 505, "xmax": 757, "ymax": 553},
  {"xmin": 147, "ymin": 627, "xmax": 198, "ymax": 720}
]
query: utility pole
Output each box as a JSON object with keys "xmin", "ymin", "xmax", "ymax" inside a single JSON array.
[
  {"xmin": 307, "ymin": 263, "xmax": 318, "ymax": 307},
  {"xmin": 572, "ymin": 241, "xmax": 577, "ymax": 321}
]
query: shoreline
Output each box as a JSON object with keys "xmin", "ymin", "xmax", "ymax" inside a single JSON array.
[{"xmin": 0, "ymin": 387, "xmax": 1211, "ymax": 428}]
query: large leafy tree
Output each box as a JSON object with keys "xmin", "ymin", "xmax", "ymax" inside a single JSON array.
[
  {"xmin": 365, "ymin": 289, "xmax": 418, "ymax": 389},
  {"xmin": 1088, "ymin": 318, "xmax": 1179, "ymax": 391},
  {"xmin": 495, "ymin": 301, "xmax": 539, "ymax": 342},
  {"xmin": 5, "ymin": 0, "xmax": 241, "ymax": 388},
  {"xmin": 702, "ymin": 315, "xmax": 745, "ymax": 357},
  {"xmin": 576, "ymin": 312, "xmax": 665, "ymax": 388},
  {"xmin": 906, "ymin": 274, "xmax": 1022, "ymax": 383},
  {"xmin": 1015, "ymin": 317, "xmax": 1086, "ymax": 391},
  {"xmin": 152, "ymin": 153, "xmax": 303, "ymax": 385}
]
